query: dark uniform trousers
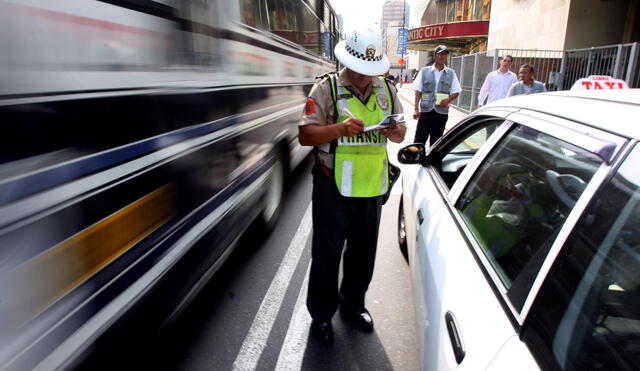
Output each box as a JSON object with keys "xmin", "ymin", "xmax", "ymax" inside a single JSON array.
[
  {"xmin": 307, "ymin": 164, "xmax": 383, "ymax": 322},
  {"xmin": 414, "ymin": 109, "xmax": 448, "ymax": 147}
]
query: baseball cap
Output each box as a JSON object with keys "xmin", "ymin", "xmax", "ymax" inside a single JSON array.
[{"xmin": 434, "ymin": 45, "xmax": 449, "ymax": 54}]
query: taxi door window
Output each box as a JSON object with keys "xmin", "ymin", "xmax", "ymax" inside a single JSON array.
[
  {"xmin": 434, "ymin": 119, "xmax": 502, "ymax": 189},
  {"xmin": 455, "ymin": 124, "xmax": 602, "ymax": 310},
  {"xmin": 524, "ymin": 145, "xmax": 640, "ymax": 371}
]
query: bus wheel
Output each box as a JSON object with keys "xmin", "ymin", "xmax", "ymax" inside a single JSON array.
[{"xmin": 259, "ymin": 152, "xmax": 284, "ymax": 234}]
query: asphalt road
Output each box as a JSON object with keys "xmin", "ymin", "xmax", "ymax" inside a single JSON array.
[
  {"xmin": 79, "ymin": 85, "xmax": 470, "ymax": 371},
  {"xmin": 93, "ymin": 155, "xmax": 418, "ymax": 371}
]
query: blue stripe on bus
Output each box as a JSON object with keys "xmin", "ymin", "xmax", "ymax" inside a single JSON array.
[
  {"xmin": 0, "ymin": 103, "xmax": 292, "ymax": 208},
  {"xmin": 0, "ymin": 117, "xmax": 231, "ymax": 206}
]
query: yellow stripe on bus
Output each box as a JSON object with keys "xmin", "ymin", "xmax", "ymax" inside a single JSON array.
[{"xmin": 1, "ymin": 184, "xmax": 176, "ymax": 329}]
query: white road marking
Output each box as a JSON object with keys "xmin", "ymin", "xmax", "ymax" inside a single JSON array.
[
  {"xmin": 232, "ymin": 203, "xmax": 312, "ymax": 371},
  {"xmin": 274, "ymin": 263, "xmax": 311, "ymax": 371}
]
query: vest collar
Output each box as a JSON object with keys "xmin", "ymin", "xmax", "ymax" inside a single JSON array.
[{"xmin": 428, "ymin": 64, "xmax": 449, "ymax": 74}]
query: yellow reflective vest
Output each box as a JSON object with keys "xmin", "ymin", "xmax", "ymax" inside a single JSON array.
[{"xmin": 328, "ymin": 75, "xmax": 394, "ymax": 197}]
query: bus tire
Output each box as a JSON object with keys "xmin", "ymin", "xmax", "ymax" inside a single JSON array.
[{"xmin": 258, "ymin": 150, "xmax": 285, "ymax": 235}]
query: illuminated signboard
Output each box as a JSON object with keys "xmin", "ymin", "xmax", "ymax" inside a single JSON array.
[{"xmin": 408, "ymin": 21, "xmax": 489, "ymax": 42}]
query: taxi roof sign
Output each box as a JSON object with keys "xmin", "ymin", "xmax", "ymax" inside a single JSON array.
[{"xmin": 571, "ymin": 75, "xmax": 629, "ymax": 90}]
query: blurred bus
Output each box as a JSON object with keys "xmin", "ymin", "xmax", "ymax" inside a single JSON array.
[{"xmin": 0, "ymin": 0, "xmax": 338, "ymax": 369}]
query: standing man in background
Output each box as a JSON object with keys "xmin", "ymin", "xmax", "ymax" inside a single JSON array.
[
  {"xmin": 477, "ymin": 55, "xmax": 517, "ymax": 106},
  {"xmin": 507, "ymin": 64, "xmax": 547, "ymax": 97},
  {"xmin": 412, "ymin": 45, "xmax": 461, "ymax": 147},
  {"xmin": 298, "ymin": 29, "xmax": 406, "ymax": 345}
]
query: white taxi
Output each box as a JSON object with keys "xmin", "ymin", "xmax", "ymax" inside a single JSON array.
[{"xmin": 397, "ymin": 89, "xmax": 640, "ymax": 370}]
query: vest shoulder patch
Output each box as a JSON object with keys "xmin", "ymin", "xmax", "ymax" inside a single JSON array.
[
  {"xmin": 377, "ymin": 94, "xmax": 389, "ymax": 110},
  {"xmin": 304, "ymin": 98, "xmax": 316, "ymax": 115}
]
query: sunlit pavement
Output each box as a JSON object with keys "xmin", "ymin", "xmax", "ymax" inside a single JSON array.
[
  {"xmin": 395, "ymin": 84, "xmax": 469, "ymax": 143},
  {"xmin": 388, "ymin": 84, "xmax": 470, "ymax": 184}
]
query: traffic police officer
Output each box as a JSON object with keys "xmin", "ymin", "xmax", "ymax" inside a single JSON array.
[{"xmin": 298, "ymin": 29, "xmax": 406, "ymax": 345}]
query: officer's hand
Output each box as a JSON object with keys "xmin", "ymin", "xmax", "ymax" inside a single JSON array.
[
  {"xmin": 378, "ymin": 125, "xmax": 397, "ymax": 136},
  {"xmin": 339, "ymin": 117, "xmax": 364, "ymax": 137},
  {"xmin": 379, "ymin": 124, "xmax": 406, "ymax": 143}
]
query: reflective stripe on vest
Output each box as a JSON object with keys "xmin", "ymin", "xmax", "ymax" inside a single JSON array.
[{"xmin": 329, "ymin": 76, "xmax": 392, "ymax": 197}]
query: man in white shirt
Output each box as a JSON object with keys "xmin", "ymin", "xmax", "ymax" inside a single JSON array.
[
  {"xmin": 412, "ymin": 45, "xmax": 461, "ymax": 146},
  {"xmin": 477, "ymin": 55, "xmax": 517, "ymax": 106}
]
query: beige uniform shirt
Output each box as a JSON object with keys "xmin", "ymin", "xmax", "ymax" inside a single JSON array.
[{"xmin": 300, "ymin": 68, "xmax": 404, "ymax": 167}]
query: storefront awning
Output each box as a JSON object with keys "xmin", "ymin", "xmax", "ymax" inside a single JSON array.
[{"xmin": 408, "ymin": 20, "xmax": 489, "ymax": 52}]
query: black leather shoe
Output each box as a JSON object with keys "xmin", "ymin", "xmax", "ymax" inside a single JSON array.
[
  {"xmin": 310, "ymin": 321, "xmax": 334, "ymax": 345},
  {"xmin": 340, "ymin": 307, "xmax": 374, "ymax": 332}
]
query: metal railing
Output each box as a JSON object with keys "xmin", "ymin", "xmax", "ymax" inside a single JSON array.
[
  {"xmin": 562, "ymin": 43, "xmax": 639, "ymax": 90},
  {"xmin": 449, "ymin": 43, "xmax": 639, "ymax": 112}
]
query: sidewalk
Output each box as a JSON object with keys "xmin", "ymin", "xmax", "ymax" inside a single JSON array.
[
  {"xmin": 396, "ymin": 84, "xmax": 468, "ymax": 132},
  {"xmin": 387, "ymin": 85, "xmax": 471, "ymax": 171}
]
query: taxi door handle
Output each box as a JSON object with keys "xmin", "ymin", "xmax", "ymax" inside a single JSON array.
[
  {"xmin": 417, "ymin": 209, "xmax": 424, "ymax": 225},
  {"xmin": 445, "ymin": 311, "xmax": 465, "ymax": 364}
]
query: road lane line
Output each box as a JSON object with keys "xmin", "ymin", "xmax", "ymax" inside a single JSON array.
[
  {"xmin": 232, "ymin": 203, "xmax": 312, "ymax": 371},
  {"xmin": 275, "ymin": 262, "xmax": 311, "ymax": 371}
]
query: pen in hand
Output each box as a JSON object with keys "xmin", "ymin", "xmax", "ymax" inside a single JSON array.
[
  {"xmin": 342, "ymin": 108, "xmax": 356, "ymax": 119},
  {"xmin": 340, "ymin": 108, "xmax": 364, "ymax": 136}
]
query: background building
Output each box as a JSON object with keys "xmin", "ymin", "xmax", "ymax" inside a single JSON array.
[
  {"xmin": 405, "ymin": 0, "xmax": 428, "ymax": 81},
  {"xmin": 407, "ymin": 0, "xmax": 638, "ymax": 57},
  {"xmin": 406, "ymin": 0, "xmax": 638, "ymax": 87},
  {"xmin": 381, "ymin": 0, "xmax": 411, "ymax": 78},
  {"xmin": 488, "ymin": 0, "xmax": 638, "ymax": 50},
  {"xmin": 408, "ymin": 0, "xmax": 491, "ymax": 54},
  {"xmin": 402, "ymin": 0, "xmax": 639, "ymax": 112},
  {"xmin": 381, "ymin": 0, "xmax": 411, "ymax": 30}
]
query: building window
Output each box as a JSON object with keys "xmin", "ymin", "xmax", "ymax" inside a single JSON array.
[
  {"xmin": 447, "ymin": 0, "xmax": 455, "ymax": 22},
  {"xmin": 481, "ymin": 0, "xmax": 491, "ymax": 20},
  {"xmin": 423, "ymin": 0, "xmax": 490, "ymax": 26}
]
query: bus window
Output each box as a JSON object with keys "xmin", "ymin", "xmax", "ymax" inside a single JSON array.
[
  {"xmin": 178, "ymin": 0, "xmax": 220, "ymax": 66},
  {"xmin": 240, "ymin": 0, "xmax": 269, "ymax": 29},
  {"xmin": 300, "ymin": 3, "xmax": 321, "ymax": 55},
  {"xmin": 266, "ymin": 0, "xmax": 324, "ymax": 54},
  {"xmin": 267, "ymin": 0, "xmax": 297, "ymax": 40}
]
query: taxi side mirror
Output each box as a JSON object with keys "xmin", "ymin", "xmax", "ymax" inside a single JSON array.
[{"xmin": 398, "ymin": 143, "xmax": 426, "ymax": 165}]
